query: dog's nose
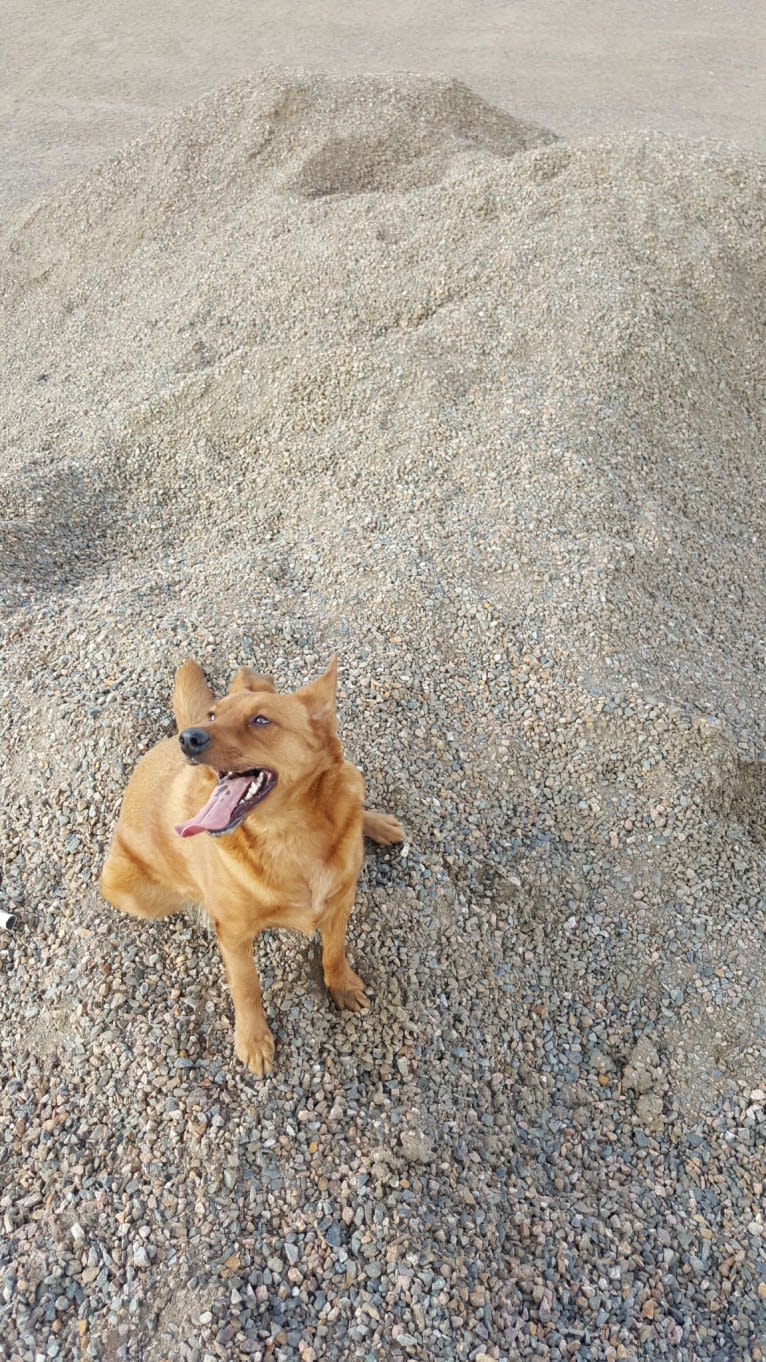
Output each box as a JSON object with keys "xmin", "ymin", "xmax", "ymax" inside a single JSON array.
[{"xmin": 179, "ymin": 727, "xmax": 211, "ymax": 759}]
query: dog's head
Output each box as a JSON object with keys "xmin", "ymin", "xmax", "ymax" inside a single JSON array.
[{"xmin": 174, "ymin": 658, "xmax": 339, "ymax": 838}]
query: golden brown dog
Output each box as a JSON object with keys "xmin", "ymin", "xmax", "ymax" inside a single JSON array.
[{"xmin": 100, "ymin": 658, "xmax": 403, "ymax": 1074}]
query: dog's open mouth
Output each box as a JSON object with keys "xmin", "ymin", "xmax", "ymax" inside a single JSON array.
[{"xmin": 174, "ymin": 768, "xmax": 277, "ymax": 839}]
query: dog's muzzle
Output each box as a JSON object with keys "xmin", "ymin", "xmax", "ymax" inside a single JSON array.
[{"xmin": 179, "ymin": 727, "xmax": 211, "ymax": 760}]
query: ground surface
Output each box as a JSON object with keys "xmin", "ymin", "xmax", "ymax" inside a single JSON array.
[
  {"xmin": 0, "ymin": 13, "xmax": 764, "ymax": 1362},
  {"xmin": 1, "ymin": 0, "xmax": 764, "ymax": 210}
]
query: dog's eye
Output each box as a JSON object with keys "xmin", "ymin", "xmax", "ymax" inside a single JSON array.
[
  {"xmin": 207, "ymin": 711, "xmax": 216, "ymax": 722},
  {"xmin": 250, "ymin": 715, "xmax": 271, "ymax": 727}
]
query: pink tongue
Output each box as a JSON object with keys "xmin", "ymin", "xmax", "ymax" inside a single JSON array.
[{"xmin": 174, "ymin": 774, "xmax": 252, "ymax": 838}]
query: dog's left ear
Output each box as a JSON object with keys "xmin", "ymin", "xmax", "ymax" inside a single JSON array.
[
  {"xmin": 229, "ymin": 667, "xmax": 276, "ymax": 695},
  {"xmin": 299, "ymin": 656, "xmax": 338, "ymax": 729}
]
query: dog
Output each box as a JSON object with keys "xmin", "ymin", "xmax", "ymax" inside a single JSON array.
[{"xmin": 100, "ymin": 657, "xmax": 403, "ymax": 1074}]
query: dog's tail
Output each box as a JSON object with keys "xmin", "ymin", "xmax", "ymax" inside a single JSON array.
[
  {"xmin": 363, "ymin": 809, "xmax": 404, "ymax": 846},
  {"xmin": 173, "ymin": 661, "xmax": 215, "ymax": 731}
]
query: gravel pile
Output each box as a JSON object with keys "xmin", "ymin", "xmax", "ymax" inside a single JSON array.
[{"xmin": 0, "ymin": 71, "xmax": 764, "ymax": 1361}]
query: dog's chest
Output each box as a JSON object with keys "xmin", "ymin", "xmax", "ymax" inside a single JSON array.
[
  {"xmin": 216, "ymin": 841, "xmax": 342, "ymax": 935},
  {"xmin": 262, "ymin": 864, "xmax": 340, "ymax": 935}
]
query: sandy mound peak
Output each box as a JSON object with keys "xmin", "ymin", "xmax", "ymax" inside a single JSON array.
[
  {"xmin": 1, "ymin": 81, "xmax": 762, "ymax": 754},
  {"xmin": 2, "ymin": 71, "xmax": 554, "ymax": 266}
]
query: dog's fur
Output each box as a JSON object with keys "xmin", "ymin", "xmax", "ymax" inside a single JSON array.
[{"xmin": 100, "ymin": 658, "xmax": 403, "ymax": 1074}]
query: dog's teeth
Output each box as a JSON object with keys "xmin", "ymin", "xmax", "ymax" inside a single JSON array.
[{"xmin": 239, "ymin": 771, "xmax": 269, "ymax": 803}]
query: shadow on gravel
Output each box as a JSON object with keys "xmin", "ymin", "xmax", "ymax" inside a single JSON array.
[
  {"xmin": 0, "ymin": 461, "xmax": 121, "ymax": 607},
  {"xmin": 731, "ymin": 758, "xmax": 766, "ymax": 845}
]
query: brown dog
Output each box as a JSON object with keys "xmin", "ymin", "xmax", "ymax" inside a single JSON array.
[{"xmin": 100, "ymin": 658, "xmax": 403, "ymax": 1074}]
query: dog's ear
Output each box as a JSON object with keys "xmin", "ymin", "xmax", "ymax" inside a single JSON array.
[
  {"xmin": 173, "ymin": 660, "xmax": 215, "ymax": 730},
  {"xmin": 229, "ymin": 667, "xmax": 276, "ymax": 695},
  {"xmin": 298, "ymin": 656, "xmax": 338, "ymax": 729}
]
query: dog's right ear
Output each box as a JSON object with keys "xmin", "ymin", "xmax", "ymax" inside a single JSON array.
[
  {"xmin": 173, "ymin": 660, "xmax": 215, "ymax": 730},
  {"xmin": 229, "ymin": 667, "xmax": 276, "ymax": 695}
]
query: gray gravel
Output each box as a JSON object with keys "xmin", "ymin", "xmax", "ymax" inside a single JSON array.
[{"xmin": 1, "ymin": 71, "xmax": 764, "ymax": 1362}]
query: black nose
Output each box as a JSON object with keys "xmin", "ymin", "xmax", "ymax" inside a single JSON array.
[{"xmin": 179, "ymin": 727, "xmax": 211, "ymax": 759}]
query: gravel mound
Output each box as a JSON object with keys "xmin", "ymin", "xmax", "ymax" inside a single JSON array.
[{"xmin": 1, "ymin": 71, "xmax": 764, "ymax": 1362}]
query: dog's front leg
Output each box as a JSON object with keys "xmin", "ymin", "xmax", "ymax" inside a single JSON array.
[
  {"xmin": 213, "ymin": 921, "xmax": 274, "ymax": 1075},
  {"xmin": 319, "ymin": 884, "xmax": 370, "ymax": 1013}
]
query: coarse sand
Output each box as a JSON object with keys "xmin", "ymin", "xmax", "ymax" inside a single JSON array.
[{"xmin": 0, "ymin": 71, "xmax": 764, "ymax": 1361}]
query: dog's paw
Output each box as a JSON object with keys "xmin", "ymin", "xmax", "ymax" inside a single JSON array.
[
  {"xmin": 377, "ymin": 814, "xmax": 404, "ymax": 846},
  {"xmin": 234, "ymin": 1023, "xmax": 275, "ymax": 1076},
  {"xmin": 363, "ymin": 810, "xmax": 405, "ymax": 846},
  {"xmin": 329, "ymin": 970, "xmax": 371, "ymax": 1013}
]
